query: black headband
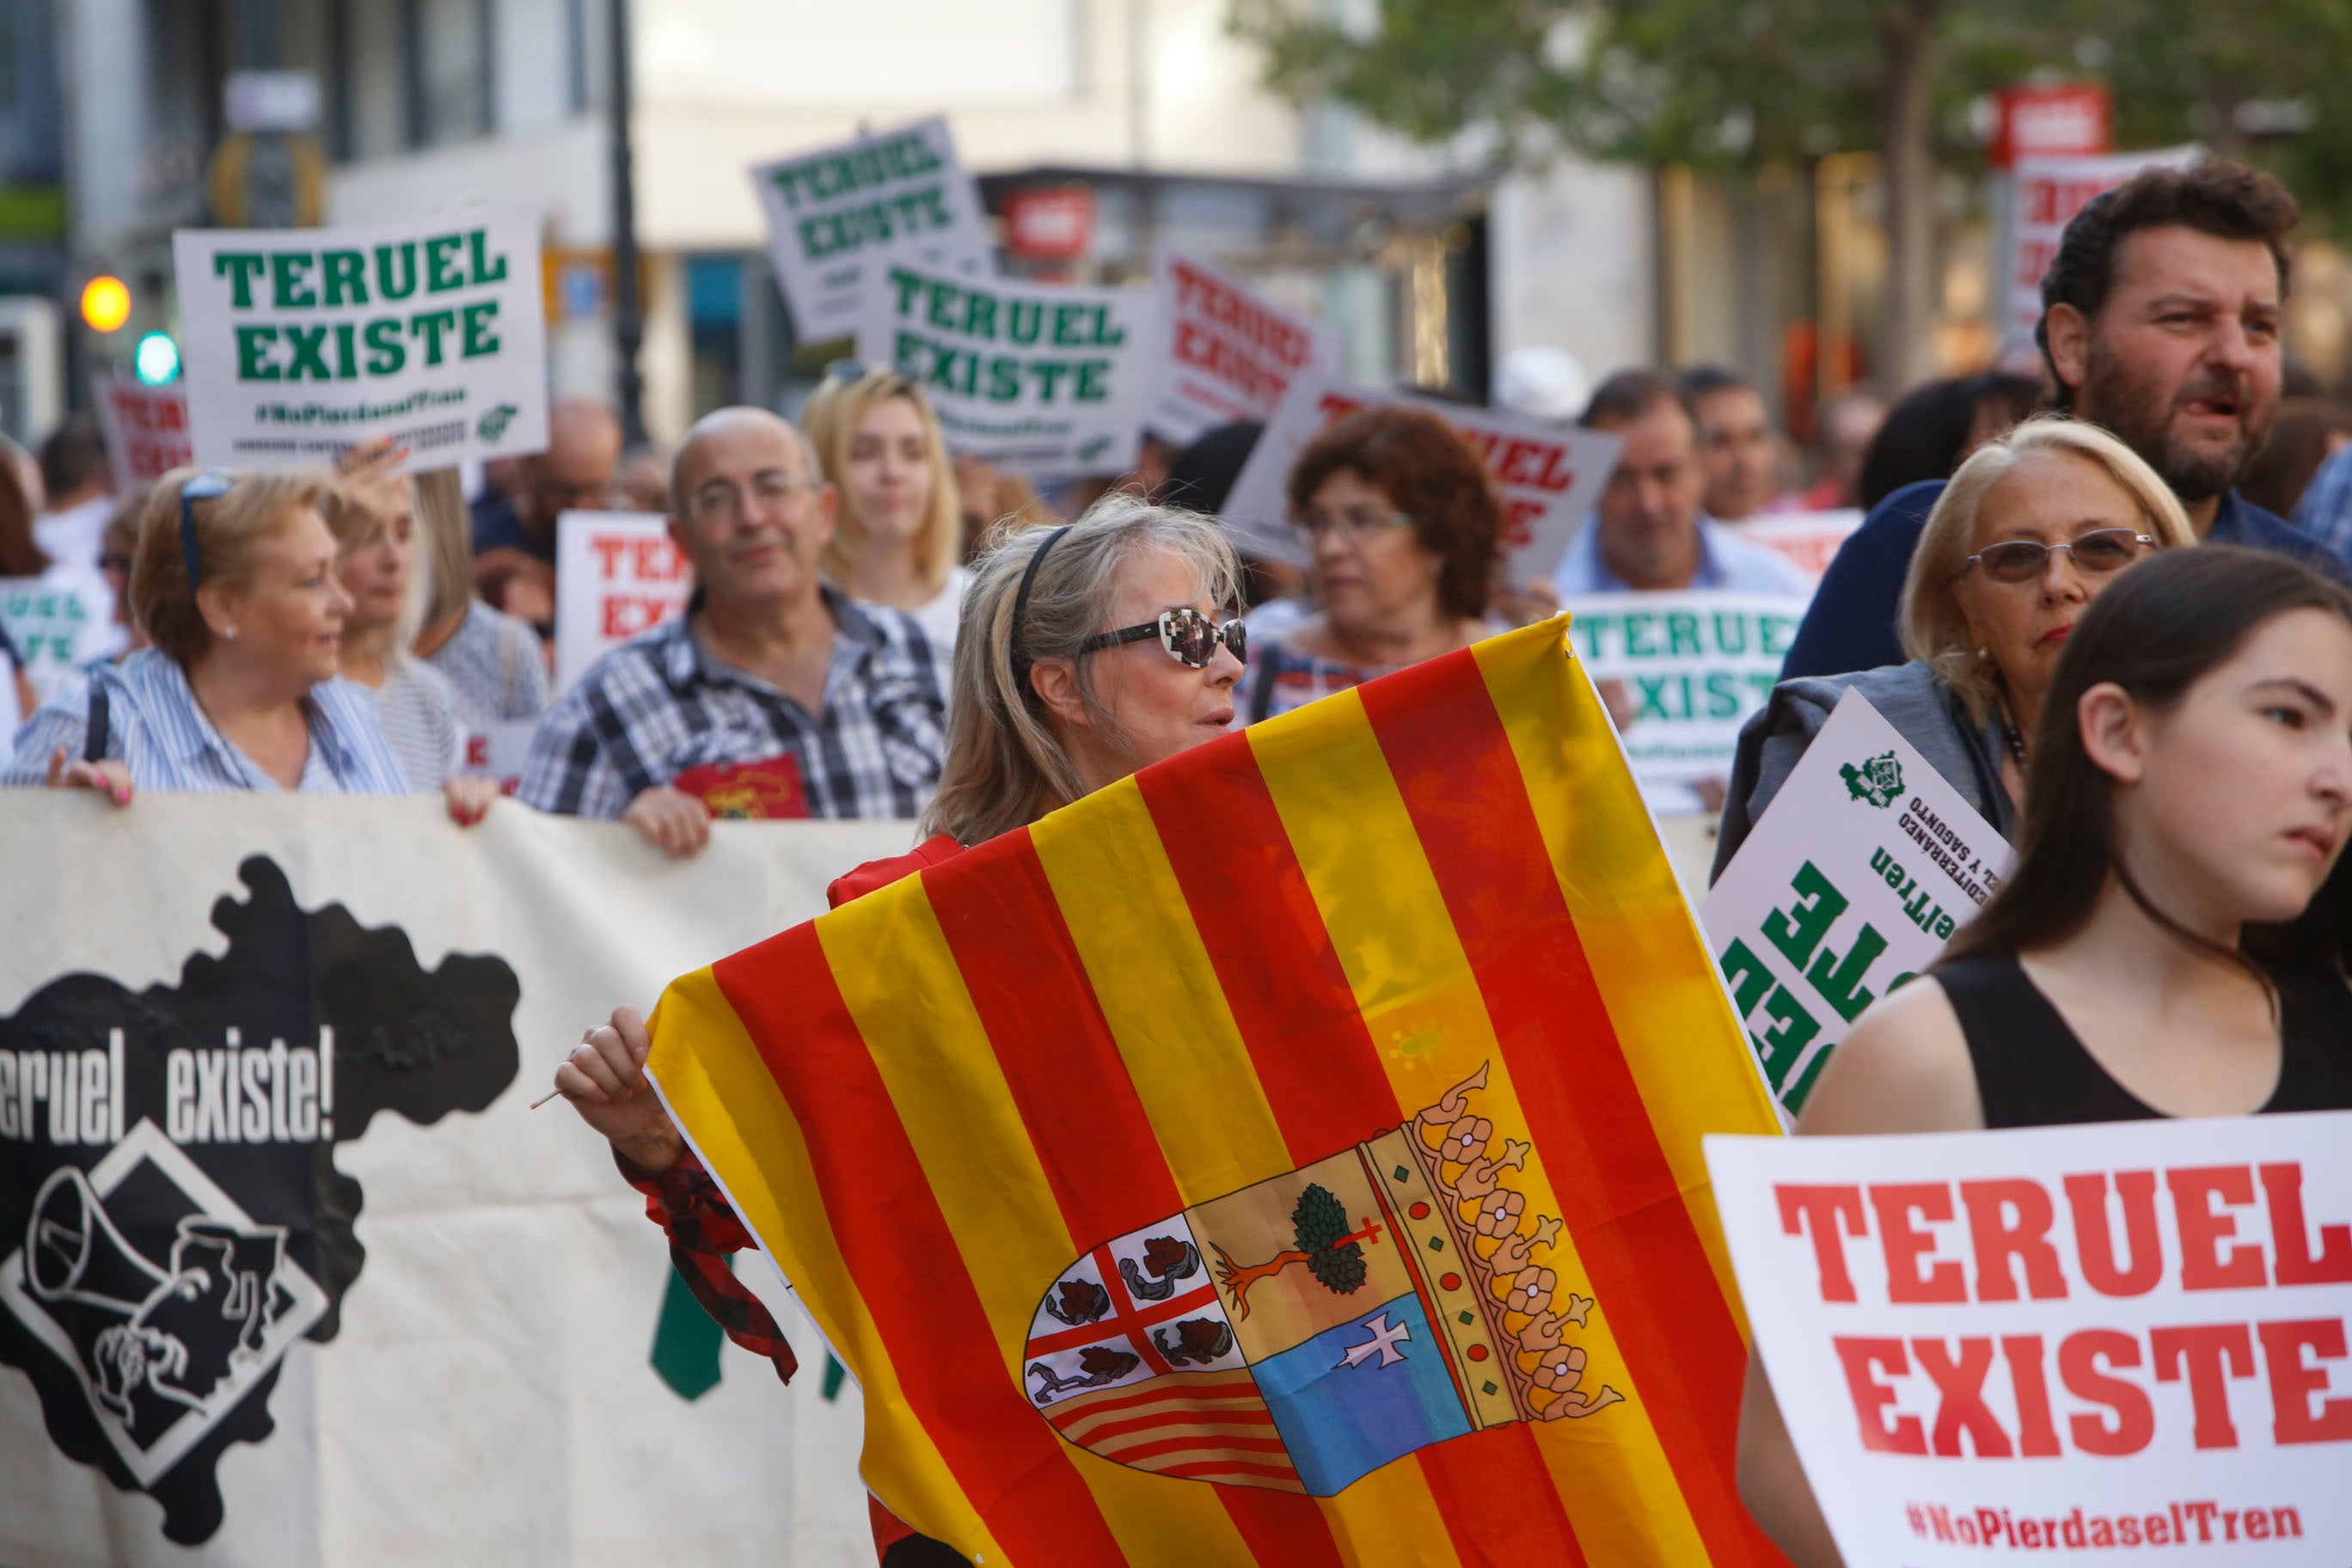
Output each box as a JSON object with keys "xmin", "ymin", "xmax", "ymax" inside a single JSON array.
[{"xmin": 1008, "ymin": 524, "xmax": 1074, "ymax": 677}]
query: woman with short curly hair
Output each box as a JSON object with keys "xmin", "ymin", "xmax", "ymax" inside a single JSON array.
[{"xmin": 1240, "ymin": 405, "xmax": 1504, "ymax": 725}]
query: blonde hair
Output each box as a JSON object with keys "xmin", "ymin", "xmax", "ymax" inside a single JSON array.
[
  {"xmin": 320, "ymin": 475, "xmax": 432, "ymax": 659},
  {"xmin": 1899, "ymin": 415, "xmax": 2197, "ymax": 721},
  {"xmin": 922, "ymin": 493, "xmax": 1244, "ymax": 846},
  {"xmin": 132, "ymin": 468, "xmax": 332, "ymax": 666},
  {"xmin": 412, "ymin": 468, "xmax": 474, "ymax": 630},
  {"xmin": 803, "ymin": 369, "xmax": 961, "ymax": 592}
]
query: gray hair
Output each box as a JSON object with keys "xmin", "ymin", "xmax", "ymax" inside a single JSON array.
[{"xmin": 921, "ymin": 493, "xmax": 1244, "ymax": 845}]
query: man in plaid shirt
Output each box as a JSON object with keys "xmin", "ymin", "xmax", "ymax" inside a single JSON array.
[{"xmin": 519, "ymin": 407, "xmax": 952, "ymax": 852}]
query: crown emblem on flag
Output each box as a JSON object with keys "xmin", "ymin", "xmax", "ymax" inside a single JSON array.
[{"xmin": 1020, "ymin": 1061, "xmax": 1623, "ymax": 1496}]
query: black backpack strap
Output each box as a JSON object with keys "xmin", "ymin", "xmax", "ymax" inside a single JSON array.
[{"xmin": 84, "ymin": 684, "xmax": 110, "ymax": 764}]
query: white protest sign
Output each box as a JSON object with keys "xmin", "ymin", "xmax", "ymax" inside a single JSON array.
[
  {"xmin": 2006, "ymin": 147, "xmax": 2198, "ymax": 346},
  {"xmin": 553, "ymin": 511, "xmax": 690, "ymax": 695},
  {"xmin": 1222, "ymin": 371, "xmax": 1623, "ymax": 585},
  {"xmin": 459, "ymin": 719, "xmax": 538, "ymax": 792},
  {"xmin": 1147, "ymin": 248, "xmax": 1337, "ymax": 445},
  {"xmin": 1707, "ymin": 1111, "xmax": 2352, "ymax": 1565},
  {"xmin": 1564, "ymin": 589, "xmax": 1809, "ymax": 785},
  {"xmin": 2, "ymin": 793, "xmax": 918, "ymax": 1565},
  {"xmin": 1730, "ymin": 510, "xmax": 1863, "ymax": 587},
  {"xmin": 858, "ymin": 261, "xmax": 1155, "ymax": 474},
  {"xmin": 92, "ymin": 375, "xmax": 194, "ymax": 492},
  {"xmin": 173, "ymin": 205, "xmax": 548, "ymax": 471},
  {"xmin": 1702, "ymin": 689, "xmax": 2011, "ymax": 1120},
  {"xmin": 0, "ymin": 577, "xmax": 112, "ymax": 703},
  {"xmin": 751, "ymin": 115, "xmax": 993, "ymax": 343}
]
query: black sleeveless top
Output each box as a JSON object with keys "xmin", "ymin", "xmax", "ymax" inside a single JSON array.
[{"xmin": 1936, "ymin": 952, "xmax": 2352, "ymax": 1127}]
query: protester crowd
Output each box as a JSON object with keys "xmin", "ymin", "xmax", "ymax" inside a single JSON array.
[{"xmin": 11, "ymin": 151, "xmax": 2352, "ymax": 1567}]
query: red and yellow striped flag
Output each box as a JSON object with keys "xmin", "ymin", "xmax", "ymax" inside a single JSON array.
[{"xmin": 646, "ymin": 617, "xmax": 1785, "ymax": 1565}]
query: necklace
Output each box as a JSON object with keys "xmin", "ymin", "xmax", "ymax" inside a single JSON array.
[{"xmin": 1998, "ymin": 701, "xmax": 2028, "ymax": 771}]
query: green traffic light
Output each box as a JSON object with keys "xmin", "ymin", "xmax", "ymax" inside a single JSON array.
[{"xmin": 135, "ymin": 331, "xmax": 181, "ymax": 385}]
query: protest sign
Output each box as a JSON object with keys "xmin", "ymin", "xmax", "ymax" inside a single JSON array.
[
  {"xmin": 552, "ymin": 510, "xmax": 689, "ymax": 696},
  {"xmin": 458, "ymin": 719, "xmax": 538, "ymax": 792},
  {"xmin": 0, "ymin": 576, "xmax": 112, "ymax": 703},
  {"xmin": 1707, "ymin": 1111, "xmax": 2352, "ymax": 1565},
  {"xmin": 1, "ymin": 793, "xmax": 916, "ymax": 1565},
  {"xmin": 1146, "ymin": 247, "xmax": 1337, "ymax": 445},
  {"xmin": 1222, "ymin": 371, "xmax": 1623, "ymax": 584},
  {"xmin": 173, "ymin": 205, "xmax": 548, "ymax": 470},
  {"xmin": 857, "ymin": 261, "xmax": 1155, "ymax": 473},
  {"xmin": 2005, "ymin": 147, "xmax": 2197, "ymax": 345},
  {"xmin": 1563, "ymin": 588, "xmax": 1809, "ymax": 787},
  {"xmin": 1730, "ymin": 510, "xmax": 1863, "ymax": 586},
  {"xmin": 751, "ymin": 115, "xmax": 993, "ymax": 344},
  {"xmin": 92, "ymin": 375, "xmax": 193, "ymax": 492},
  {"xmin": 1701, "ymin": 689, "xmax": 2012, "ymax": 1121}
]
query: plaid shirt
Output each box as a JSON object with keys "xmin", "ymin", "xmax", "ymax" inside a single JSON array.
[
  {"xmin": 518, "ymin": 586, "xmax": 951, "ymax": 820},
  {"xmin": 2295, "ymin": 442, "xmax": 2352, "ymax": 567}
]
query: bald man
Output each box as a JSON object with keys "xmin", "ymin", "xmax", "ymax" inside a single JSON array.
[
  {"xmin": 518, "ymin": 407, "xmax": 952, "ymax": 854},
  {"xmin": 473, "ymin": 397, "xmax": 624, "ymax": 626}
]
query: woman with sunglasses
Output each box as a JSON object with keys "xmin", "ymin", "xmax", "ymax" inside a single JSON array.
[
  {"xmin": 1240, "ymin": 406, "xmax": 1503, "ymax": 725},
  {"xmin": 3, "ymin": 467, "xmax": 492, "ymax": 824},
  {"xmin": 548, "ymin": 494, "xmax": 1244, "ymax": 1567},
  {"xmin": 1737, "ymin": 546, "xmax": 2352, "ymax": 1564},
  {"xmin": 801, "ymin": 364, "xmax": 971, "ymax": 649},
  {"xmin": 1713, "ymin": 417, "xmax": 2196, "ymax": 878}
]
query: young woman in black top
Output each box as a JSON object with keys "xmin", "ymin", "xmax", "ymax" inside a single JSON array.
[{"xmin": 1736, "ymin": 546, "xmax": 2352, "ymax": 1565}]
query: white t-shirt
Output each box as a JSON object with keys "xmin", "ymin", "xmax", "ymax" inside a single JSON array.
[
  {"xmin": 34, "ymin": 496, "xmax": 114, "ymax": 575},
  {"xmin": 364, "ymin": 658, "xmax": 469, "ymax": 792},
  {"xmin": 908, "ymin": 565, "xmax": 973, "ymax": 652}
]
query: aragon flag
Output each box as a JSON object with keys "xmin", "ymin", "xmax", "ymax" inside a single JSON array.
[{"xmin": 645, "ymin": 616, "xmax": 1786, "ymax": 1565}]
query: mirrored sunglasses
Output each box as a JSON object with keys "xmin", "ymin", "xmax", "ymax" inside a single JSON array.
[
  {"xmin": 1078, "ymin": 606, "xmax": 1247, "ymax": 669},
  {"xmin": 1965, "ymin": 529, "xmax": 2153, "ymax": 585}
]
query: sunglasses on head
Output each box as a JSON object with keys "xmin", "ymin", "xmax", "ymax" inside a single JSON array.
[
  {"xmin": 1963, "ymin": 528, "xmax": 2153, "ymax": 585},
  {"xmin": 1079, "ymin": 606, "xmax": 1247, "ymax": 669},
  {"xmin": 179, "ymin": 469, "xmax": 236, "ymax": 590}
]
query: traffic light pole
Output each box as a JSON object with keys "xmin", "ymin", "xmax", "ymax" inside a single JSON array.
[{"xmin": 609, "ymin": 0, "xmax": 647, "ymax": 446}]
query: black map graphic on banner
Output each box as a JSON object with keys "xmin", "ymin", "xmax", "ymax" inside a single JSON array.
[{"xmin": 0, "ymin": 856, "xmax": 518, "ymax": 1544}]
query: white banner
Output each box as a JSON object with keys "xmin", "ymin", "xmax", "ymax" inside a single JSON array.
[
  {"xmin": 173, "ymin": 206, "xmax": 548, "ymax": 471},
  {"xmin": 0, "ymin": 793, "xmax": 920, "ymax": 1565},
  {"xmin": 1730, "ymin": 511, "xmax": 1863, "ymax": 586},
  {"xmin": 1222, "ymin": 371, "xmax": 1622, "ymax": 585},
  {"xmin": 857, "ymin": 261, "xmax": 1155, "ymax": 474},
  {"xmin": 1564, "ymin": 589, "xmax": 1810, "ymax": 786},
  {"xmin": 751, "ymin": 115, "xmax": 994, "ymax": 344},
  {"xmin": 1701, "ymin": 689, "xmax": 2011, "ymax": 1121},
  {"xmin": 92, "ymin": 376, "xmax": 194, "ymax": 493},
  {"xmin": 2006, "ymin": 147, "xmax": 2199, "ymax": 346},
  {"xmin": 0, "ymin": 577, "xmax": 112, "ymax": 705},
  {"xmin": 1708, "ymin": 1112, "xmax": 2352, "ymax": 1565},
  {"xmin": 552, "ymin": 511, "xmax": 690, "ymax": 697},
  {"xmin": 1146, "ymin": 248, "xmax": 1337, "ymax": 446}
]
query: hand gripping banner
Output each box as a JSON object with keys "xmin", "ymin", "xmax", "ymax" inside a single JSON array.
[{"xmin": 644, "ymin": 617, "xmax": 1786, "ymax": 1565}]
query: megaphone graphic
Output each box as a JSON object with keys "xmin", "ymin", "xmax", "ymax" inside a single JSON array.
[{"xmin": 26, "ymin": 1167, "xmax": 170, "ymax": 1320}]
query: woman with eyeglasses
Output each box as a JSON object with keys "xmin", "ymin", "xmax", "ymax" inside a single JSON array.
[
  {"xmin": 1736, "ymin": 546, "xmax": 2352, "ymax": 1564},
  {"xmin": 1240, "ymin": 405, "xmax": 1504, "ymax": 725},
  {"xmin": 548, "ymin": 494, "xmax": 1246, "ymax": 1568},
  {"xmin": 801, "ymin": 364, "xmax": 971, "ymax": 650},
  {"xmin": 1712, "ymin": 417, "xmax": 2197, "ymax": 878},
  {"xmin": 3, "ymin": 466, "xmax": 491, "ymax": 824}
]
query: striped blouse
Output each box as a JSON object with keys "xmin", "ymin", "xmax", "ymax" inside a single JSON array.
[{"xmin": 1, "ymin": 646, "xmax": 410, "ymax": 794}]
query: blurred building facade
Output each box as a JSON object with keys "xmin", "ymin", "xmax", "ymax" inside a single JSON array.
[{"xmin": 46, "ymin": 0, "xmax": 1658, "ymax": 448}]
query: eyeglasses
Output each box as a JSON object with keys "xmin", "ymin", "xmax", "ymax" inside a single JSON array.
[
  {"xmin": 1963, "ymin": 529, "xmax": 2154, "ymax": 585},
  {"xmin": 179, "ymin": 469, "xmax": 236, "ymax": 590},
  {"xmin": 1079, "ymin": 606, "xmax": 1247, "ymax": 669},
  {"xmin": 687, "ymin": 473, "xmax": 820, "ymax": 524},
  {"xmin": 1291, "ymin": 505, "xmax": 1414, "ymax": 543}
]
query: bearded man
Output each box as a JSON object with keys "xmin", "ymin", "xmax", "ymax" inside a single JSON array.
[{"xmin": 1782, "ymin": 158, "xmax": 2346, "ymax": 681}]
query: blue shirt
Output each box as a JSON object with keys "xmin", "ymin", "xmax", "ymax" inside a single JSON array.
[
  {"xmin": 1780, "ymin": 481, "xmax": 2351, "ymax": 682},
  {"xmin": 1552, "ymin": 515, "xmax": 1816, "ymax": 598},
  {"xmin": 2, "ymin": 646, "xmax": 411, "ymax": 793},
  {"xmin": 2292, "ymin": 441, "xmax": 2352, "ymax": 567}
]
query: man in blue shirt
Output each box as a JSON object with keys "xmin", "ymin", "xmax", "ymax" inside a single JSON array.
[
  {"xmin": 1784, "ymin": 157, "xmax": 2345, "ymax": 681},
  {"xmin": 1553, "ymin": 370, "xmax": 1814, "ymax": 599}
]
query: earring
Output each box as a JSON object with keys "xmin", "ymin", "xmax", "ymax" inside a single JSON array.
[{"xmin": 224, "ymin": 626, "xmax": 239, "ymax": 640}]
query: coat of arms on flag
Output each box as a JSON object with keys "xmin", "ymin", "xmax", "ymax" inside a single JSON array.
[
  {"xmin": 1025, "ymin": 1062, "xmax": 1621, "ymax": 1496},
  {"xmin": 646, "ymin": 617, "xmax": 1787, "ymax": 1565}
]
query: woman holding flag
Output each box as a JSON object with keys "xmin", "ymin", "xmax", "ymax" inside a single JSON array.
[
  {"xmin": 1736, "ymin": 547, "xmax": 2352, "ymax": 1564},
  {"xmin": 551, "ymin": 493, "xmax": 1249, "ymax": 1564}
]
